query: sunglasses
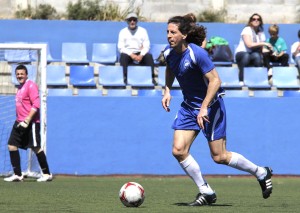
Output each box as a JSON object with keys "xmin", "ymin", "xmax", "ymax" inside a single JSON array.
[
  {"xmin": 251, "ymin": 18, "xmax": 261, "ymax": 22},
  {"xmin": 128, "ymin": 18, "xmax": 137, "ymax": 22}
]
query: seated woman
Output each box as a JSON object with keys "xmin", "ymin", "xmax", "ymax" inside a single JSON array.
[{"xmin": 235, "ymin": 13, "xmax": 272, "ymax": 84}]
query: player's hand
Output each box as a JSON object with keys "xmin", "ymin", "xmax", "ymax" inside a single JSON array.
[
  {"xmin": 162, "ymin": 93, "xmax": 171, "ymax": 112},
  {"xmin": 17, "ymin": 119, "xmax": 29, "ymax": 128},
  {"xmin": 197, "ymin": 107, "xmax": 209, "ymax": 129}
]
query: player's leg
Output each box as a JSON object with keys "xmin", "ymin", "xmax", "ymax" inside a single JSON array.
[
  {"xmin": 206, "ymin": 98, "xmax": 272, "ymax": 199},
  {"xmin": 4, "ymin": 122, "xmax": 24, "ymax": 182},
  {"xmin": 30, "ymin": 123, "xmax": 52, "ymax": 182},
  {"xmin": 172, "ymin": 130, "xmax": 216, "ymax": 206},
  {"xmin": 208, "ymin": 138, "xmax": 273, "ymax": 199},
  {"xmin": 208, "ymin": 138, "xmax": 265, "ymax": 176}
]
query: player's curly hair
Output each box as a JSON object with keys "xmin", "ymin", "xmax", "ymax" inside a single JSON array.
[
  {"xmin": 168, "ymin": 13, "xmax": 207, "ymax": 47},
  {"xmin": 168, "ymin": 16, "xmax": 191, "ymax": 35},
  {"xmin": 186, "ymin": 25, "xmax": 207, "ymax": 47}
]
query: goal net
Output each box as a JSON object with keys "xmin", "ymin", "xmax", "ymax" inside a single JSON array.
[{"xmin": 0, "ymin": 43, "xmax": 47, "ymax": 177}]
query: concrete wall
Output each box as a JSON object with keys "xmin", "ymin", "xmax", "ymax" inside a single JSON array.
[{"xmin": 0, "ymin": 0, "xmax": 299, "ymax": 23}]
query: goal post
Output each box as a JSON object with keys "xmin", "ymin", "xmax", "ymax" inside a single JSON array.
[{"xmin": 0, "ymin": 43, "xmax": 47, "ymax": 176}]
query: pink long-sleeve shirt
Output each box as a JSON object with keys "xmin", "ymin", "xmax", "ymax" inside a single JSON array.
[{"xmin": 15, "ymin": 79, "xmax": 40, "ymax": 123}]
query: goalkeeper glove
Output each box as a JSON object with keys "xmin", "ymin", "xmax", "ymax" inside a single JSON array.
[{"xmin": 17, "ymin": 119, "xmax": 30, "ymax": 128}]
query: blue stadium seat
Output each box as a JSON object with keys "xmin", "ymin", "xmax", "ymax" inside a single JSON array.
[
  {"xmin": 77, "ymin": 89, "xmax": 103, "ymax": 96},
  {"xmin": 11, "ymin": 64, "xmax": 37, "ymax": 85},
  {"xmin": 272, "ymin": 67, "xmax": 300, "ymax": 89},
  {"xmin": 61, "ymin": 42, "xmax": 89, "ymax": 63},
  {"xmin": 149, "ymin": 44, "xmax": 167, "ymax": 65},
  {"xmin": 213, "ymin": 61, "xmax": 233, "ymax": 67},
  {"xmin": 5, "ymin": 49, "xmax": 31, "ymax": 63},
  {"xmin": 105, "ymin": 89, "xmax": 132, "ymax": 96},
  {"xmin": 253, "ymin": 90, "xmax": 278, "ymax": 98},
  {"xmin": 244, "ymin": 67, "xmax": 271, "ymax": 89},
  {"xmin": 157, "ymin": 66, "xmax": 166, "ymax": 86},
  {"xmin": 48, "ymin": 88, "xmax": 73, "ymax": 96},
  {"xmin": 217, "ymin": 67, "xmax": 242, "ymax": 88},
  {"xmin": 69, "ymin": 65, "xmax": 96, "ymax": 87},
  {"xmin": 138, "ymin": 89, "xmax": 162, "ymax": 96},
  {"xmin": 46, "ymin": 65, "xmax": 68, "ymax": 86},
  {"xmin": 224, "ymin": 90, "xmax": 249, "ymax": 98},
  {"xmin": 282, "ymin": 90, "xmax": 300, "ymax": 97},
  {"xmin": 98, "ymin": 65, "xmax": 125, "ymax": 87},
  {"xmin": 30, "ymin": 43, "xmax": 59, "ymax": 63},
  {"xmin": 157, "ymin": 66, "xmax": 180, "ymax": 88},
  {"xmin": 91, "ymin": 43, "xmax": 117, "ymax": 64},
  {"xmin": 127, "ymin": 66, "xmax": 154, "ymax": 87}
]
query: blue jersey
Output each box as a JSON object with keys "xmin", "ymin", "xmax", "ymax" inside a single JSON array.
[{"xmin": 164, "ymin": 43, "xmax": 224, "ymax": 108}]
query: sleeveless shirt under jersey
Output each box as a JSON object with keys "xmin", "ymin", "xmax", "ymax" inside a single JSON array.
[{"xmin": 164, "ymin": 43, "xmax": 224, "ymax": 109}]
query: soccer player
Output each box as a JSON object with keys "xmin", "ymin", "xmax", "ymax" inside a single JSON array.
[
  {"xmin": 4, "ymin": 64, "xmax": 52, "ymax": 182},
  {"xmin": 161, "ymin": 15, "xmax": 273, "ymax": 206}
]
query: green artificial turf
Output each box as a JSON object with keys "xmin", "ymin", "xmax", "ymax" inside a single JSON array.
[{"xmin": 0, "ymin": 175, "xmax": 299, "ymax": 213}]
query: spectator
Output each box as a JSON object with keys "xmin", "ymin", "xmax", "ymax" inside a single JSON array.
[
  {"xmin": 263, "ymin": 24, "xmax": 289, "ymax": 75},
  {"xmin": 118, "ymin": 12, "xmax": 154, "ymax": 83},
  {"xmin": 291, "ymin": 30, "xmax": 300, "ymax": 74},
  {"xmin": 235, "ymin": 13, "xmax": 272, "ymax": 84}
]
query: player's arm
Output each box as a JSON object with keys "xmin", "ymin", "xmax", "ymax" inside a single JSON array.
[
  {"xmin": 162, "ymin": 65, "xmax": 175, "ymax": 112},
  {"xmin": 197, "ymin": 68, "xmax": 221, "ymax": 129}
]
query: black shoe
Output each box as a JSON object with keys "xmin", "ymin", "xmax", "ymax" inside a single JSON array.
[
  {"xmin": 188, "ymin": 193, "xmax": 217, "ymax": 206},
  {"xmin": 258, "ymin": 167, "xmax": 273, "ymax": 199}
]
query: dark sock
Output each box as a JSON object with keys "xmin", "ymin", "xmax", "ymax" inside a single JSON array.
[
  {"xmin": 9, "ymin": 150, "xmax": 22, "ymax": 176},
  {"xmin": 36, "ymin": 151, "xmax": 50, "ymax": 174}
]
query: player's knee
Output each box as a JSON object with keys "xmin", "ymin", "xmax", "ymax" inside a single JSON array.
[
  {"xmin": 172, "ymin": 147, "xmax": 187, "ymax": 161},
  {"xmin": 212, "ymin": 154, "xmax": 227, "ymax": 164}
]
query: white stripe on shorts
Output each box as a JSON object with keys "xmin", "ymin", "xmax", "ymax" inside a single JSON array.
[
  {"xmin": 211, "ymin": 108, "xmax": 220, "ymax": 141},
  {"xmin": 32, "ymin": 123, "xmax": 37, "ymax": 147}
]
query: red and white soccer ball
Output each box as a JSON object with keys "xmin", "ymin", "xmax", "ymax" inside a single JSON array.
[{"xmin": 119, "ymin": 182, "xmax": 145, "ymax": 207}]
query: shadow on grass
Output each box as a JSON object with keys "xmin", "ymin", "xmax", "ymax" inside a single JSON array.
[{"xmin": 173, "ymin": 202, "xmax": 232, "ymax": 207}]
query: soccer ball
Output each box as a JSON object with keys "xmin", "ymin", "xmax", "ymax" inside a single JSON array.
[{"xmin": 119, "ymin": 182, "xmax": 145, "ymax": 207}]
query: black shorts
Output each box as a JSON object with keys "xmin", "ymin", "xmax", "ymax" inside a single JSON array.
[{"xmin": 8, "ymin": 121, "xmax": 41, "ymax": 150}]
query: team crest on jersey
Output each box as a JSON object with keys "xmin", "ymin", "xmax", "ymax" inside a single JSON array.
[{"xmin": 184, "ymin": 60, "xmax": 191, "ymax": 70}]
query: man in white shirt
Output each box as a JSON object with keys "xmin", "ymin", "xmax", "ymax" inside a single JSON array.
[
  {"xmin": 291, "ymin": 30, "xmax": 300, "ymax": 73},
  {"xmin": 118, "ymin": 12, "xmax": 154, "ymax": 83}
]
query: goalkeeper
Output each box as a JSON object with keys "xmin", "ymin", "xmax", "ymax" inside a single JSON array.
[{"xmin": 4, "ymin": 64, "xmax": 52, "ymax": 182}]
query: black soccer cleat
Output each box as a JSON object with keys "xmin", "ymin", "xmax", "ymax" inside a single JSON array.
[
  {"xmin": 188, "ymin": 192, "xmax": 217, "ymax": 206},
  {"xmin": 258, "ymin": 167, "xmax": 273, "ymax": 199}
]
